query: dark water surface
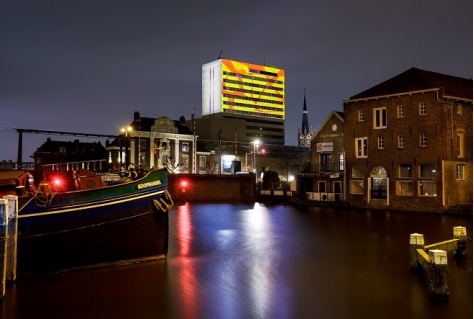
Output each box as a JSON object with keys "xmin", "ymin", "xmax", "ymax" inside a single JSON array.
[{"xmin": 1, "ymin": 203, "xmax": 472, "ymax": 319}]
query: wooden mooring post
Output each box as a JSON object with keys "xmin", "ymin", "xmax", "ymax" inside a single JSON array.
[
  {"xmin": 0, "ymin": 195, "xmax": 19, "ymax": 299},
  {"xmin": 409, "ymin": 227, "xmax": 469, "ymax": 300}
]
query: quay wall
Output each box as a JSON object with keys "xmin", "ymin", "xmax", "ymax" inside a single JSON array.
[{"xmin": 168, "ymin": 174, "xmax": 255, "ymax": 203}]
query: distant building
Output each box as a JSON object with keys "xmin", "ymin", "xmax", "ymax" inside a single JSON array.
[
  {"xmin": 343, "ymin": 67, "xmax": 472, "ymax": 212},
  {"xmin": 298, "ymin": 90, "xmax": 313, "ymax": 147},
  {"xmin": 202, "ymin": 58, "xmax": 285, "ymax": 145},
  {"xmin": 33, "ymin": 137, "xmax": 107, "ymax": 172},
  {"xmin": 107, "ymin": 112, "xmax": 195, "ymax": 173}
]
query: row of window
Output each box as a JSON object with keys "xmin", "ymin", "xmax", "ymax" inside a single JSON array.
[
  {"xmin": 223, "ymin": 71, "xmax": 284, "ymax": 84},
  {"xmin": 223, "ymin": 85, "xmax": 284, "ymax": 98},
  {"xmin": 355, "ymin": 131, "xmax": 465, "ymax": 157},
  {"xmin": 223, "ymin": 93, "xmax": 284, "ymax": 106},
  {"xmin": 223, "ymin": 78, "xmax": 284, "ymax": 91},
  {"xmin": 349, "ymin": 179, "xmax": 438, "ymax": 196},
  {"xmin": 358, "ymin": 103, "xmax": 429, "ymax": 129},
  {"xmin": 223, "ymin": 107, "xmax": 284, "ymax": 119},
  {"xmin": 351, "ymin": 164, "xmax": 438, "ymax": 179},
  {"xmin": 223, "ymin": 101, "xmax": 283, "ymax": 112}
]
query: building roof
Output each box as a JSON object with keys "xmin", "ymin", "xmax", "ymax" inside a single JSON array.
[
  {"xmin": 34, "ymin": 138, "xmax": 105, "ymax": 155},
  {"xmin": 131, "ymin": 116, "xmax": 194, "ymax": 135},
  {"xmin": 349, "ymin": 67, "xmax": 473, "ymax": 101}
]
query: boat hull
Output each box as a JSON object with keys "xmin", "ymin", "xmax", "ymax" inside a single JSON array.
[{"xmin": 16, "ymin": 169, "xmax": 172, "ymax": 275}]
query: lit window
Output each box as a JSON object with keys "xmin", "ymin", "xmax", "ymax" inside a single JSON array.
[
  {"xmin": 355, "ymin": 138, "xmax": 368, "ymax": 158},
  {"xmin": 419, "ymin": 181, "xmax": 436, "ymax": 196},
  {"xmin": 351, "ymin": 165, "xmax": 365, "ymax": 178},
  {"xmin": 397, "ymin": 105, "xmax": 404, "ymax": 118},
  {"xmin": 398, "ymin": 135, "xmax": 405, "ymax": 148},
  {"xmin": 456, "ymin": 164, "xmax": 465, "ymax": 180},
  {"xmin": 199, "ymin": 156, "xmax": 206, "ymax": 167},
  {"xmin": 419, "ymin": 133, "xmax": 427, "ymax": 147},
  {"xmin": 419, "ymin": 102, "xmax": 427, "ymax": 115},
  {"xmin": 377, "ymin": 136, "xmax": 384, "ymax": 149},
  {"xmin": 139, "ymin": 140, "xmax": 146, "ymax": 149},
  {"xmin": 396, "ymin": 181, "xmax": 413, "ymax": 196},
  {"xmin": 182, "ymin": 142, "xmax": 189, "ymax": 152},
  {"xmin": 350, "ymin": 180, "xmax": 364, "ymax": 194},
  {"xmin": 457, "ymin": 132, "xmax": 465, "ymax": 157},
  {"xmin": 397, "ymin": 164, "xmax": 412, "ymax": 178},
  {"xmin": 373, "ymin": 107, "xmax": 387, "ymax": 129},
  {"xmin": 358, "ymin": 110, "xmax": 364, "ymax": 122},
  {"xmin": 457, "ymin": 104, "xmax": 462, "ymax": 114}
]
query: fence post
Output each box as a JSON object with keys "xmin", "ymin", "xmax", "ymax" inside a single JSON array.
[
  {"xmin": 0, "ymin": 199, "xmax": 8, "ymax": 299},
  {"xmin": 4, "ymin": 195, "xmax": 18, "ymax": 282},
  {"xmin": 453, "ymin": 226, "xmax": 468, "ymax": 259},
  {"xmin": 427, "ymin": 249, "xmax": 449, "ymax": 299},
  {"xmin": 410, "ymin": 233, "xmax": 424, "ymax": 271}
]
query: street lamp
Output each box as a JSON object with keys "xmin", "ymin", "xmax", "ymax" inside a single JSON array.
[
  {"xmin": 252, "ymin": 139, "xmax": 260, "ymax": 183},
  {"xmin": 121, "ymin": 126, "xmax": 132, "ymax": 168}
]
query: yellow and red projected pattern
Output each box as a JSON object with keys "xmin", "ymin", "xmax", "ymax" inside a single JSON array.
[{"xmin": 221, "ymin": 59, "xmax": 285, "ymax": 119}]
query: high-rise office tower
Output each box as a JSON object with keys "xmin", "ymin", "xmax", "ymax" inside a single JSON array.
[{"xmin": 202, "ymin": 59, "xmax": 285, "ymax": 145}]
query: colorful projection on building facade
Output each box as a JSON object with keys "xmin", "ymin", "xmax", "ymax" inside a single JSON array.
[{"xmin": 202, "ymin": 59, "xmax": 285, "ymax": 119}]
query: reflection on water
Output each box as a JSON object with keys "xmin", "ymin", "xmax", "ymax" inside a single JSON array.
[{"xmin": 1, "ymin": 203, "xmax": 472, "ymax": 319}]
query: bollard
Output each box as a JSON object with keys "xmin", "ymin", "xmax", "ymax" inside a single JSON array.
[
  {"xmin": 453, "ymin": 226, "xmax": 468, "ymax": 259},
  {"xmin": 0, "ymin": 199, "xmax": 8, "ymax": 299},
  {"xmin": 427, "ymin": 249, "xmax": 449, "ymax": 300},
  {"xmin": 410, "ymin": 233, "xmax": 424, "ymax": 271},
  {"xmin": 4, "ymin": 195, "xmax": 18, "ymax": 282}
]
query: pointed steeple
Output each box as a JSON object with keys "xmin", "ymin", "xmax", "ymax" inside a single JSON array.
[
  {"xmin": 301, "ymin": 88, "xmax": 309, "ymax": 135},
  {"xmin": 298, "ymin": 88, "xmax": 312, "ymax": 148}
]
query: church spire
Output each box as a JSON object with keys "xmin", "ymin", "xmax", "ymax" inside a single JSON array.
[
  {"xmin": 302, "ymin": 88, "xmax": 309, "ymax": 134},
  {"xmin": 298, "ymin": 88, "xmax": 311, "ymax": 148}
]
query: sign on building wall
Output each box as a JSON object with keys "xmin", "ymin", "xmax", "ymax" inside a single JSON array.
[{"xmin": 317, "ymin": 142, "xmax": 333, "ymax": 153}]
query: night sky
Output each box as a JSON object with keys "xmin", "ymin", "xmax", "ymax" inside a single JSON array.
[{"xmin": 1, "ymin": 1, "xmax": 472, "ymax": 162}]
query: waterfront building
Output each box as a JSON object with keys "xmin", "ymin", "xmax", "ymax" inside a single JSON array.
[
  {"xmin": 306, "ymin": 111, "xmax": 345, "ymax": 201},
  {"xmin": 343, "ymin": 67, "xmax": 472, "ymax": 213},
  {"xmin": 107, "ymin": 112, "xmax": 195, "ymax": 173},
  {"xmin": 202, "ymin": 58, "xmax": 285, "ymax": 145}
]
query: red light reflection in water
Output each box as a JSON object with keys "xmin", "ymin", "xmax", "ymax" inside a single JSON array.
[{"xmin": 176, "ymin": 203, "xmax": 198, "ymax": 318}]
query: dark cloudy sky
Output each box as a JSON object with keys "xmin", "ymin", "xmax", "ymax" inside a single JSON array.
[{"xmin": 1, "ymin": 0, "xmax": 472, "ymax": 162}]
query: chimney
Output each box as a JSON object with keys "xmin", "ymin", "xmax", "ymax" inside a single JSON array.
[
  {"xmin": 179, "ymin": 116, "xmax": 186, "ymax": 125},
  {"xmin": 134, "ymin": 111, "xmax": 141, "ymax": 121}
]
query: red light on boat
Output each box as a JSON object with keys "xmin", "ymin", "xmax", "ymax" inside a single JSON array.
[
  {"xmin": 54, "ymin": 179, "xmax": 61, "ymax": 186},
  {"xmin": 180, "ymin": 180, "xmax": 188, "ymax": 188}
]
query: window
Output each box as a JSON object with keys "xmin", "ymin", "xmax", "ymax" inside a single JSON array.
[
  {"xmin": 419, "ymin": 133, "xmax": 427, "ymax": 147},
  {"xmin": 339, "ymin": 153, "xmax": 344, "ymax": 171},
  {"xmin": 355, "ymin": 138, "xmax": 368, "ymax": 158},
  {"xmin": 181, "ymin": 155, "xmax": 189, "ymax": 166},
  {"xmin": 457, "ymin": 131, "xmax": 465, "ymax": 157},
  {"xmin": 139, "ymin": 152, "xmax": 146, "ymax": 166},
  {"xmin": 318, "ymin": 181, "xmax": 326, "ymax": 192},
  {"xmin": 377, "ymin": 136, "xmax": 384, "ymax": 149},
  {"xmin": 419, "ymin": 164, "xmax": 436, "ymax": 178},
  {"xmin": 373, "ymin": 107, "xmax": 387, "ymax": 129},
  {"xmin": 351, "ymin": 165, "xmax": 365, "ymax": 178},
  {"xmin": 199, "ymin": 155, "xmax": 206, "ymax": 167},
  {"xmin": 182, "ymin": 142, "xmax": 189, "ymax": 152},
  {"xmin": 139, "ymin": 139, "xmax": 146, "ymax": 149},
  {"xmin": 320, "ymin": 154, "xmax": 332, "ymax": 172},
  {"xmin": 396, "ymin": 181, "xmax": 413, "ymax": 196},
  {"xmin": 398, "ymin": 135, "xmax": 405, "ymax": 148},
  {"xmin": 358, "ymin": 110, "xmax": 364, "ymax": 122},
  {"xmin": 350, "ymin": 180, "xmax": 364, "ymax": 194},
  {"xmin": 108, "ymin": 152, "xmax": 112, "ymax": 164},
  {"xmin": 419, "ymin": 182, "xmax": 436, "ymax": 196},
  {"xmin": 397, "ymin": 105, "xmax": 404, "ymax": 118},
  {"xmin": 397, "ymin": 164, "xmax": 412, "ymax": 178},
  {"xmin": 419, "ymin": 102, "xmax": 427, "ymax": 115},
  {"xmin": 456, "ymin": 164, "xmax": 465, "ymax": 180},
  {"xmin": 457, "ymin": 103, "xmax": 462, "ymax": 114}
]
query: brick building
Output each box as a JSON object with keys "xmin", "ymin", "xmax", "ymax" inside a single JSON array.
[
  {"xmin": 343, "ymin": 67, "xmax": 472, "ymax": 213},
  {"xmin": 307, "ymin": 111, "xmax": 345, "ymax": 201}
]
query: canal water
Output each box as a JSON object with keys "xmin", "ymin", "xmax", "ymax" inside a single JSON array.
[{"xmin": 1, "ymin": 203, "xmax": 472, "ymax": 319}]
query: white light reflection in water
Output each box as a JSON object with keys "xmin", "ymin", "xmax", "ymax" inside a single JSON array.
[{"xmin": 239, "ymin": 203, "xmax": 290, "ymax": 318}]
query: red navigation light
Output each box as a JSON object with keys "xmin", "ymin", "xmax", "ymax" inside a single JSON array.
[
  {"xmin": 260, "ymin": 148, "xmax": 266, "ymax": 155},
  {"xmin": 180, "ymin": 180, "xmax": 188, "ymax": 188}
]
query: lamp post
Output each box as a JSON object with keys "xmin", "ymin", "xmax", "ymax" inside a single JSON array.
[
  {"xmin": 121, "ymin": 126, "xmax": 132, "ymax": 168},
  {"xmin": 252, "ymin": 139, "xmax": 260, "ymax": 183}
]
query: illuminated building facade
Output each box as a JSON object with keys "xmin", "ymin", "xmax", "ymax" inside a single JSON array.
[{"xmin": 202, "ymin": 59, "xmax": 285, "ymax": 145}]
